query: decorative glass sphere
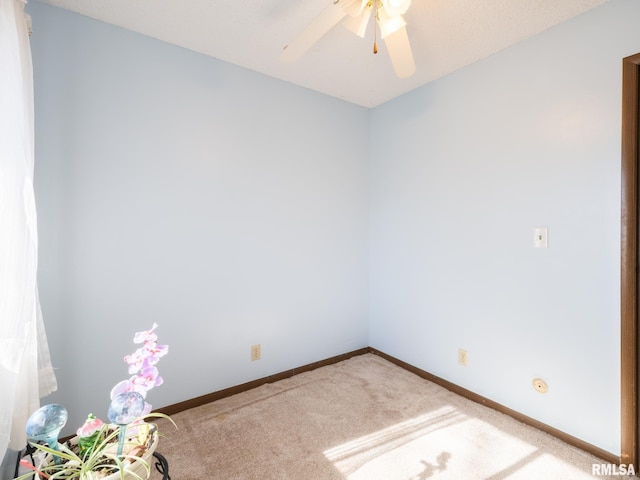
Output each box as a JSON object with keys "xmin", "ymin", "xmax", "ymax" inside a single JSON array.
[
  {"xmin": 25, "ymin": 404, "xmax": 68, "ymax": 450},
  {"xmin": 107, "ymin": 392, "xmax": 145, "ymax": 425}
]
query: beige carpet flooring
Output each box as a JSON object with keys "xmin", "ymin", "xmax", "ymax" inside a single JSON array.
[{"xmin": 152, "ymin": 353, "xmax": 631, "ymax": 479}]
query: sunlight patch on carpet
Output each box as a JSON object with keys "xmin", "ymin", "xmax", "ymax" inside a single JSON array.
[
  {"xmin": 324, "ymin": 405, "xmax": 466, "ymax": 478},
  {"xmin": 324, "ymin": 404, "xmax": 599, "ymax": 479}
]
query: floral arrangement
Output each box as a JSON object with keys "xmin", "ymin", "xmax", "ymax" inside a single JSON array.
[
  {"xmin": 110, "ymin": 323, "xmax": 168, "ymax": 415},
  {"xmin": 16, "ymin": 324, "xmax": 173, "ymax": 480}
]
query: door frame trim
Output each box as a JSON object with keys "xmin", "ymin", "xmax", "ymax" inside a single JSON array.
[{"xmin": 621, "ymin": 52, "xmax": 640, "ymax": 468}]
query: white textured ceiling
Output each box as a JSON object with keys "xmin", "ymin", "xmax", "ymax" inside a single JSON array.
[{"xmin": 35, "ymin": 0, "xmax": 610, "ymax": 108}]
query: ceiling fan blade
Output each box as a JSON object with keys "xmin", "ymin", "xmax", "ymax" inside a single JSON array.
[
  {"xmin": 280, "ymin": 2, "xmax": 350, "ymax": 63},
  {"xmin": 342, "ymin": 0, "xmax": 369, "ymax": 17},
  {"xmin": 383, "ymin": 25, "xmax": 416, "ymax": 78}
]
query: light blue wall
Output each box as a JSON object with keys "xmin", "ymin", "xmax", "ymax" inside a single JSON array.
[
  {"xmin": 27, "ymin": 2, "xmax": 370, "ymax": 435},
  {"xmin": 369, "ymin": 0, "xmax": 640, "ymax": 455},
  {"xmin": 27, "ymin": 0, "xmax": 639, "ymax": 456}
]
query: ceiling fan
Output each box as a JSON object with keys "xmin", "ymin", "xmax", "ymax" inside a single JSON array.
[{"xmin": 280, "ymin": 0, "xmax": 416, "ymax": 78}]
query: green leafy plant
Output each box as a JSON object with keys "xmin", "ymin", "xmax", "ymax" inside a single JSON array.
[
  {"xmin": 16, "ymin": 412, "xmax": 175, "ymax": 480},
  {"xmin": 15, "ymin": 325, "xmax": 175, "ymax": 480}
]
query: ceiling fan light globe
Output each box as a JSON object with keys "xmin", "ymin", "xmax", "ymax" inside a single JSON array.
[
  {"xmin": 381, "ymin": 0, "xmax": 410, "ymax": 17},
  {"xmin": 343, "ymin": 6, "xmax": 372, "ymax": 38},
  {"xmin": 341, "ymin": 0, "xmax": 369, "ymax": 17},
  {"xmin": 377, "ymin": 7, "xmax": 406, "ymax": 38}
]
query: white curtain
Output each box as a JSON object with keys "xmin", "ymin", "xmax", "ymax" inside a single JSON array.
[{"xmin": 0, "ymin": 0, "xmax": 57, "ymax": 473}]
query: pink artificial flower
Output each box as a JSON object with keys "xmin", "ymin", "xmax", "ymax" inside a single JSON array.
[
  {"xmin": 111, "ymin": 323, "xmax": 168, "ymax": 414},
  {"xmin": 131, "ymin": 366, "xmax": 163, "ymax": 391},
  {"xmin": 110, "ymin": 379, "xmax": 148, "ymax": 400},
  {"xmin": 144, "ymin": 342, "xmax": 169, "ymax": 362},
  {"xmin": 133, "ymin": 323, "xmax": 159, "ymax": 344},
  {"xmin": 123, "ymin": 338, "xmax": 168, "ymax": 374},
  {"xmin": 124, "ymin": 348, "xmax": 147, "ymax": 374}
]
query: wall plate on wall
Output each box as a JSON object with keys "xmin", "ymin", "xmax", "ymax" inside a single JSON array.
[
  {"xmin": 532, "ymin": 377, "xmax": 548, "ymax": 393},
  {"xmin": 534, "ymin": 227, "xmax": 548, "ymax": 248}
]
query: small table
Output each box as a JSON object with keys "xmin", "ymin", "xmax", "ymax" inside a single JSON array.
[{"xmin": 153, "ymin": 451, "xmax": 171, "ymax": 479}]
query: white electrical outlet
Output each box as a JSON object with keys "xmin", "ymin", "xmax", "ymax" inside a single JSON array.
[
  {"xmin": 251, "ymin": 344, "xmax": 261, "ymax": 361},
  {"xmin": 458, "ymin": 348, "xmax": 468, "ymax": 366}
]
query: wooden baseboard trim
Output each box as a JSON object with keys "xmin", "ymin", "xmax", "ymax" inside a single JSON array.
[
  {"xmin": 368, "ymin": 348, "xmax": 620, "ymax": 465},
  {"xmin": 156, "ymin": 347, "xmax": 370, "ymax": 416},
  {"xmin": 156, "ymin": 346, "xmax": 618, "ymax": 465}
]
